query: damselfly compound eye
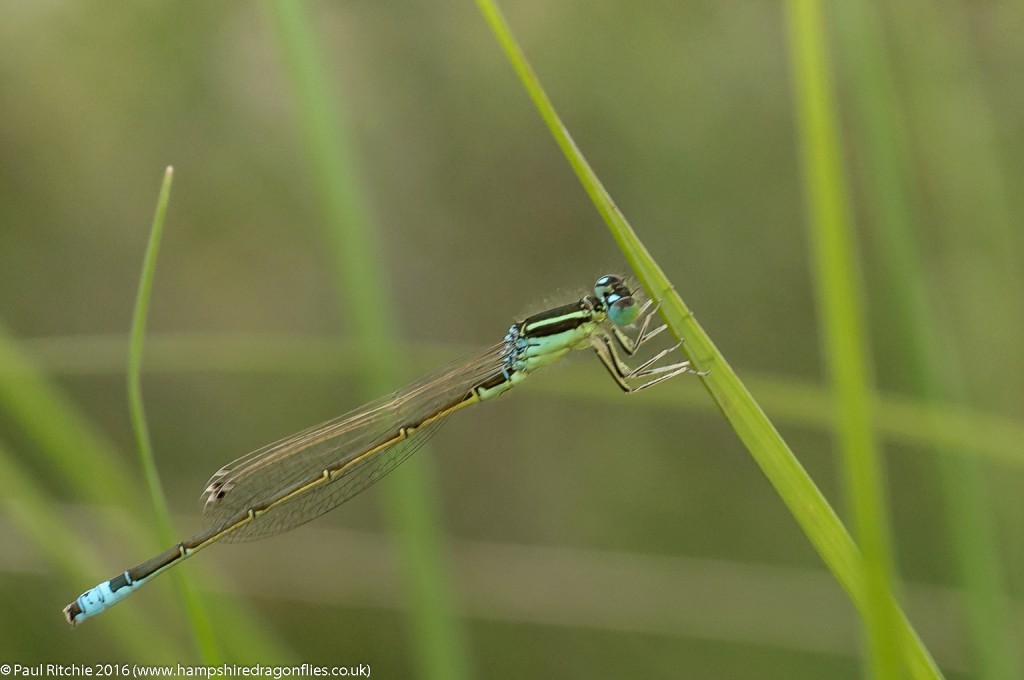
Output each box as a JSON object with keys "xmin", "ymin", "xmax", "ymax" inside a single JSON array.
[
  {"xmin": 608, "ymin": 296, "xmax": 640, "ymax": 326},
  {"xmin": 594, "ymin": 274, "xmax": 623, "ymax": 298}
]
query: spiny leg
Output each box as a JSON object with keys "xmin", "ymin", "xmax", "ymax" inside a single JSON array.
[
  {"xmin": 590, "ymin": 336, "xmax": 637, "ymax": 393},
  {"xmin": 623, "ymin": 359, "xmax": 698, "ymax": 392},
  {"xmin": 598, "ymin": 325, "xmax": 685, "ymax": 379},
  {"xmin": 626, "ymin": 338, "xmax": 686, "ymax": 376},
  {"xmin": 590, "ymin": 334, "xmax": 699, "ymax": 393},
  {"xmin": 595, "ymin": 332, "xmax": 642, "ymax": 378}
]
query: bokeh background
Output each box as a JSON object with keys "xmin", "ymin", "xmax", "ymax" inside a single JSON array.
[{"xmin": 1, "ymin": 1, "xmax": 1021, "ymax": 678}]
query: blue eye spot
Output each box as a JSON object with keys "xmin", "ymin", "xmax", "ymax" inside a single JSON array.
[{"xmin": 608, "ymin": 297, "xmax": 640, "ymax": 326}]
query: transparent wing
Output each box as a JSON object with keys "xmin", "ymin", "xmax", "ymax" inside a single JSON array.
[
  {"xmin": 200, "ymin": 342, "xmax": 508, "ymax": 541},
  {"xmin": 221, "ymin": 417, "xmax": 448, "ymax": 542}
]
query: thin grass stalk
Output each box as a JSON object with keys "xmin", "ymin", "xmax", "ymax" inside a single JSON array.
[
  {"xmin": 0, "ymin": 231, "xmax": 291, "ymax": 662},
  {"xmin": 126, "ymin": 167, "xmax": 221, "ymax": 661},
  {"xmin": 472, "ymin": 0, "xmax": 941, "ymax": 676}
]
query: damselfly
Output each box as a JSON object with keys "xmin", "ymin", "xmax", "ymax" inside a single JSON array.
[{"xmin": 64, "ymin": 274, "xmax": 700, "ymax": 626}]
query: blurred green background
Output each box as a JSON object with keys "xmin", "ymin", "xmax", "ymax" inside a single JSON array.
[{"xmin": 0, "ymin": 1, "xmax": 1021, "ymax": 677}]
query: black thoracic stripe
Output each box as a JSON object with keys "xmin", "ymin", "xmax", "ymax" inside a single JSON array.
[{"xmin": 521, "ymin": 301, "xmax": 590, "ymax": 338}]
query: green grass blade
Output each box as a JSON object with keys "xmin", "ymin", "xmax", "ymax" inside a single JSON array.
[
  {"xmin": 783, "ymin": 0, "xmax": 901, "ymax": 676},
  {"xmin": 127, "ymin": 167, "xmax": 221, "ymax": 661},
  {"xmin": 473, "ymin": 0, "xmax": 941, "ymax": 677},
  {"xmin": 0, "ymin": 323, "xmax": 294, "ymax": 662},
  {"xmin": 833, "ymin": 1, "xmax": 1021, "ymax": 677},
  {"xmin": 262, "ymin": 3, "xmax": 472, "ymax": 678}
]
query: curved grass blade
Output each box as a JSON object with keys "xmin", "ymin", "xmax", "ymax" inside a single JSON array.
[
  {"xmin": 0, "ymin": 174, "xmax": 291, "ymax": 661},
  {"xmin": 127, "ymin": 167, "xmax": 220, "ymax": 661},
  {"xmin": 473, "ymin": 0, "xmax": 942, "ymax": 676}
]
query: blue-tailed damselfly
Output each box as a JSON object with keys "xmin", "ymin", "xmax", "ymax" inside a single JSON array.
[{"xmin": 64, "ymin": 274, "xmax": 700, "ymax": 626}]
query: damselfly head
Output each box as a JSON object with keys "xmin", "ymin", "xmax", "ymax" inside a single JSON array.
[{"xmin": 594, "ymin": 274, "xmax": 640, "ymax": 327}]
